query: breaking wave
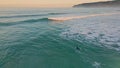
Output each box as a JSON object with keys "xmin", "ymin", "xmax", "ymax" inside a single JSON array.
[{"xmin": 48, "ymin": 12, "xmax": 120, "ymax": 21}]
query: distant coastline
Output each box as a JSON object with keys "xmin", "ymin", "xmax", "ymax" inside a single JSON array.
[{"xmin": 73, "ymin": 1, "xmax": 120, "ymax": 7}]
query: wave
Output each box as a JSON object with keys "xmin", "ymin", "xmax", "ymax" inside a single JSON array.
[
  {"xmin": 48, "ymin": 13, "xmax": 67, "ymax": 15},
  {"xmin": 0, "ymin": 18, "xmax": 50, "ymax": 26},
  {"xmin": 0, "ymin": 14, "xmax": 44, "ymax": 18},
  {"xmin": 48, "ymin": 12, "xmax": 120, "ymax": 21},
  {"xmin": 1, "ymin": 12, "xmax": 119, "ymax": 26},
  {"xmin": 22, "ymin": 18, "xmax": 49, "ymax": 22},
  {"xmin": 0, "ymin": 13, "xmax": 66, "ymax": 18}
]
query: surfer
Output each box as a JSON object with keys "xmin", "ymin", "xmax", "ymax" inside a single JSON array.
[{"xmin": 76, "ymin": 46, "xmax": 81, "ymax": 51}]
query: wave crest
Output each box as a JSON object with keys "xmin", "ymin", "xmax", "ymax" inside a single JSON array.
[
  {"xmin": 0, "ymin": 18, "xmax": 50, "ymax": 26},
  {"xmin": 48, "ymin": 12, "xmax": 120, "ymax": 21}
]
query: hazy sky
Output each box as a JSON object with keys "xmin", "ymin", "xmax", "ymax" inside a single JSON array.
[{"xmin": 0, "ymin": 0, "xmax": 110, "ymax": 8}]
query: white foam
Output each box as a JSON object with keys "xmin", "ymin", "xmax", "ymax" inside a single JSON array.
[
  {"xmin": 49, "ymin": 12, "xmax": 120, "ymax": 21},
  {"xmin": 60, "ymin": 13, "xmax": 120, "ymax": 51},
  {"xmin": 93, "ymin": 62, "xmax": 101, "ymax": 68}
]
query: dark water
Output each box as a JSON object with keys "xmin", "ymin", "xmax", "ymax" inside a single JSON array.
[{"xmin": 0, "ymin": 8, "xmax": 120, "ymax": 68}]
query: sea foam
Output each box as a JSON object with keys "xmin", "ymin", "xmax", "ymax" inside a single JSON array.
[
  {"xmin": 49, "ymin": 12, "xmax": 120, "ymax": 21},
  {"xmin": 60, "ymin": 13, "xmax": 120, "ymax": 51}
]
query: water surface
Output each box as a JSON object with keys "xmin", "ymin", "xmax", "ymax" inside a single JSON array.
[{"xmin": 0, "ymin": 8, "xmax": 120, "ymax": 68}]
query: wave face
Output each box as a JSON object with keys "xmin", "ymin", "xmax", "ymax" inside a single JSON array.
[
  {"xmin": 0, "ymin": 18, "xmax": 50, "ymax": 26},
  {"xmin": 0, "ymin": 8, "xmax": 120, "ymax": 68}
]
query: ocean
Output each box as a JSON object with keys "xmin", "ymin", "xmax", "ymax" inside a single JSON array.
[{"xmin": 0, "ymin": 8, "xmax": 120, "ymax": 68}]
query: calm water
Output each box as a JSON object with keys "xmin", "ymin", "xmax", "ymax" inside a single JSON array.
[{"xmin": 0, "ymin": 8, "xmax": 120, "ymax": 68}]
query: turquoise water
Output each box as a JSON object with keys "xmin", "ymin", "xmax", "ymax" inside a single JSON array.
[{"xmin": 0, "ymin": 8, "xmax": 120, "ymax": 68}]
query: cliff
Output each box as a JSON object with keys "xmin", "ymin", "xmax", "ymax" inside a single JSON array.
[{"xmin": 73, "ymin": 1, "xmax": 120, "ymax": 7}]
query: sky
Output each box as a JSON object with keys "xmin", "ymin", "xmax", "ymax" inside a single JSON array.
[{"xmin": 0, "ymin": 0, "xmax": 110, "ymax": 8}]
